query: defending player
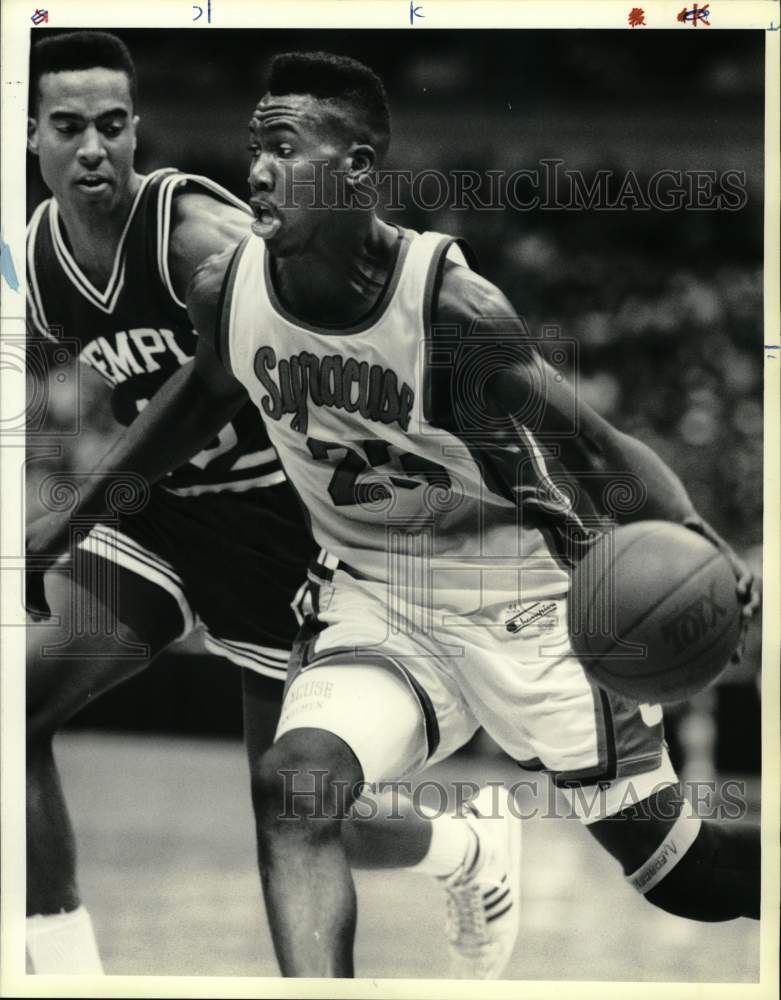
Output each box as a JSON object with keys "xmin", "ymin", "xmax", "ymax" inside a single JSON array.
[{"xmin": 24, "ymin": 33, "xmax": 521, "ymax": 978}]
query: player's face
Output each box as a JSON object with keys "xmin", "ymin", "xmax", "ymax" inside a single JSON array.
[
  {"xmin": 27, "ymin": 68, "xmax": 138, "ymax": 214},
  {"xmin": 247, "ymin": 93, "xmax": 352, "ymax": 257}
]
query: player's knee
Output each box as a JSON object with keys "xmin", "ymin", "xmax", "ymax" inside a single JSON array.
[
  {"xmin": 250, "ymin": 727, "xmax": 363, "ymax": 832},
  {"xmin": 25, "ymin": 636, "xmax": 135, "ymax": 746},
  {"xmin": 26, "ymin": 582, "xmax": 154, "ymax": 746}
]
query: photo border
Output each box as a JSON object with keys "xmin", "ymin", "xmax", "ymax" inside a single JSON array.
[{"xmin": 2, "ymin": 2, "xmax": 778, "ymax": 997}]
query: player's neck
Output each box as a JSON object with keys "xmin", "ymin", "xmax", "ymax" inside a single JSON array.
[
  {"xmin": 273, "ymin": 215, "xmax": 401, "ymax": 328},
  {"xmin": 55, "ymin": 172, "xmax": 143, "ymax": 290}
]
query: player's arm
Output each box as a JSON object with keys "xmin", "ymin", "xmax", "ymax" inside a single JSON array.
[
  {"xmin": 25, "ymin": 249, "xmax": 248, "ymax": 619},
  {"xmin": 167, "ymin": 188, "xmax": 251, "ymax": 300},
  {"xmin": 437, "ymin": 269, "xmax": 760, "ymax": 928},
  {"xmin": 435, "ymin": 264, "xmax": 756, "ymax": 611}
]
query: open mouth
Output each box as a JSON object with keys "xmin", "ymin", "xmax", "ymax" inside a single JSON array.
[
  {"xmin": 250, "ymin": 201, "xmax": 282, "ymax": 239},
  {"xmin": 77, "ymin": 175, "xmax": 110, "ymax": 193}
]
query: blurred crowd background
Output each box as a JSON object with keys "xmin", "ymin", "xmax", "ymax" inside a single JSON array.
[{"xmin": 27, "ymin": 30, "xmax": 764, "ymax": 771}]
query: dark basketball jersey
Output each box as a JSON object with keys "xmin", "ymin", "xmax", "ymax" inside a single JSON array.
[{"xmin": 26, "ymin": 167, "xmax": 284, "ymax": 496}]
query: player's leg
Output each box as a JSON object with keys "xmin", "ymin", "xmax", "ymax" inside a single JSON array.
[
  {"xmin": 225, "ymin": 525, "xmax": 471, "ymax": 876},
  {"xmin": 584, "ymin": 771, "xmax": 760, "ymax": 921},
  {"xmin": 26, "ymin": 547, "xmax": 191, "ymax": 972},
  {"xmin": 248, "ymin": 658, "xmax": 431, "ymax": 977},
  {"xmin": 225, "ymin": 537, "xmax": 520, "ymax": 976},
  {"xmin": 248, "ymin": 657, "xmax": 520, "ymax": 978},
  {"xmin": 504, "ymin": 605, "xmax": 761, "ymax": 922},
  {"xmin": 240, "ymin": 666, "xmax": 284, "ymax": 760},
  {"xmin": 27, "ymin": 576, "xmax": 149, "ymax": 916},
  {"xmin": 341, "ymin": 792, "xmax": 435, "ymax": 869},
  {"xmin": 241, "ymin": 666, "xmax": 438, "ymax": 869}
]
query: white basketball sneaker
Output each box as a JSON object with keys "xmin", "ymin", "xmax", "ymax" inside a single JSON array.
[{"xmin": 442, "ymin": 786, "xmax": 522, "ymax": 979}]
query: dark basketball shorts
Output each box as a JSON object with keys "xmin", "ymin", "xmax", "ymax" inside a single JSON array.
[{"xmin": 71, "ymin": 483, "xmax": 313, "ymax": 680}]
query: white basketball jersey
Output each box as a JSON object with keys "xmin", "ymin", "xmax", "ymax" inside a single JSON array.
[{"xmin": 223, "ymin": 228, "xmax": 570, "ymax": 602}]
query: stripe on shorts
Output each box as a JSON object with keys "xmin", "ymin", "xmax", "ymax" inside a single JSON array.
[
  {"xmin": 230, "ymin": 447, "xmax": 278, "ymax": 471},
  {"xmin": 79, "ymin": 524, "xmax": 195, "ymax": 639},
  {"xmin": 202, "ymin": 631, "xmax": 289, "ymax": 679},
  {"xmin": 161, "ymin": 469, "xmax": 286, "ymax": 497},
  {"xmin": 307, "ymin": 549, "xmax": 339, "ymax": 585},
  {"xmin": 308, "ymin": 549, "xmax": 366, "ymax": 584},
  {"xmin": 290, "ymin": 580, "xmax": 309, "ymax": 626}
]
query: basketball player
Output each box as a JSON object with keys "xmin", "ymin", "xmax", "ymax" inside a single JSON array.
[
  {"xmin": 228, "ymin": 51, "xmax": 762, "ymax": 975},
  {"xmin": 24, "ymin": 33, "xmax": 521, "ymax": 978},
  {"xmin": 29, "ymin": 46, "xmax": 760, "ymax": 978},
  {"xmin": 202, "ymin": 52, "xmax": 756, "ymax": 976}
]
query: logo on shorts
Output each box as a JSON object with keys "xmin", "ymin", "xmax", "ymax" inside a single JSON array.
[{"xmin": 505, "ymin": 601, "xmax": 558, "ymax": 634}]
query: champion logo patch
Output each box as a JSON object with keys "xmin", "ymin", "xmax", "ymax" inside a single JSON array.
[{"xmin": 504, "ymin": 601, "xmax": 558, "ymax": 634}]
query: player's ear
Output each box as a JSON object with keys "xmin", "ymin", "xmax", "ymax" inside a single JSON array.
[
  {"xmin": 131, "ymin": 114, "xmax": 140, "ymax": 153},
  {"xmin": 345, "ymin": 143, "xmax": 376, "ymax": 187},
  {"xmin": 27, "ymin": 117, "xmax": 40, "ymax": 156}
]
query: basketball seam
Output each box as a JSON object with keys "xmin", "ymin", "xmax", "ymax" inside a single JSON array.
[
  {"xmin": 599, "ymin": 614, "xmax": 739, "ymax": 680},
  {"xmin": 588, "ymin": 546, "xmax": 722, "ymax": 664},
  {"xmin": 578, "ymin": 522, "xmax": 689, "ymax": 658}
]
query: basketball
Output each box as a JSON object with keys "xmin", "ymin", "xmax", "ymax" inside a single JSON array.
[{"xmin": 568, "ymin": 520, "xmax": 742, "ymax": 704}]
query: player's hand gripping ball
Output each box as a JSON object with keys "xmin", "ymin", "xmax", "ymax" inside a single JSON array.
[{"xmin": 567, "ymin": 520, "xmax": 752, "ymax": 704}]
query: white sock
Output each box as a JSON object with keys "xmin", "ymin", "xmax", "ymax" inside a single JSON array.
[
  {"xmin": 26, "ymin": 905, "xmax": 104, "ymax": 974},
  {"xmin": 406, "ymin": 808, "xmax": 479, "ymax": 880}
]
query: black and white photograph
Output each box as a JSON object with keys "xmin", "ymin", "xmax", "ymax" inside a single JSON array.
[{"xmin": 1, "ymin": 3, "xmax": 779, "ymax": 996}]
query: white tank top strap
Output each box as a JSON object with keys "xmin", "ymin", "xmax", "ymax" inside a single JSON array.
[{"xmin": 224, "ymin": 234, "xmax": 266, "ymax": 376}]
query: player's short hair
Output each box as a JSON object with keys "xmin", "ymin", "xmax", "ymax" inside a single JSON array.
[
  {"xmin": 30, "ymin": 31, "xmax": 138, "ymax": 114},
  {"xmin": 267, "ymin": 51, "xmax": 391, "ymax": 158}
]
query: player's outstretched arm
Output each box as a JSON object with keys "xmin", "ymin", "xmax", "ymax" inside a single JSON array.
[
  {"xmin": 25, "ymin": 248, "xmax": 247, "ymax": 619},
  {"xmin": 436, "ymin": 265, "xmax": 697, "ymax": 521},
  {"xmin": 436, "ymin": 264, "xmax": 756, "ymax": 613}
]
